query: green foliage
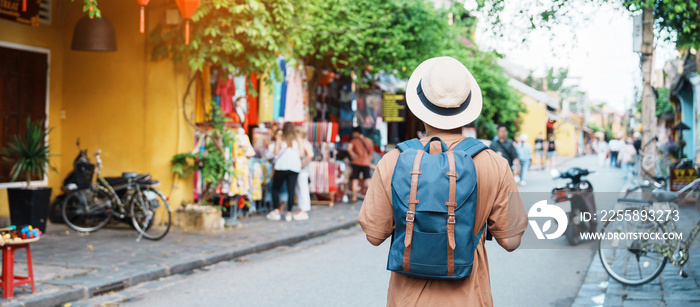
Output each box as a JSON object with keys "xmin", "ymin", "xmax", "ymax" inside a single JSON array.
[
  {"xmin": 481, "ymin": 0, "xmax": 700, "ymax": 49},
  {"xmin": 655, "ymin": 87, "xmax": 674, "ymax": 116},
  {"xmin": 70, "ymin": 0, "xmax": 102, "ymax": 18},
  {"xmin": 151, "ymin": 0, "xmax": 310, "ymax": 75},
  {"xmin": 170, "ymin": 101, "xmax": 236, "ymax": 205},
  {"xmin": 463, "ymin": 52, "xmax": 525, "ymax": 139},
  {"xmin": 301, "ymin": 0, "xmax": 452, "ymax": 79},
  {"xmin": 1, "ymin": 118, "xmax": 57, "ymax": 188},
  {"xmin": 587, "ymin": 122, "xmax": 602, "ymax": 132},
  {"xmin": 623, "ymin": 0, "xmax": 700, "ymax": 48}
]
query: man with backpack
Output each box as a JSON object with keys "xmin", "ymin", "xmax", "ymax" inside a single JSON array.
[
  {"xmin": 359, "ymin": 56, "xmax": 528, "ymax": 306},
  {"xmin": 348, "ymin": 126, "xmax": 375, "ymax": 203}
]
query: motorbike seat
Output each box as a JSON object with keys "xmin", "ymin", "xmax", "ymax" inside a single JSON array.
[
  {"xmin": 652, "ymin": 189, "xmax": 679, "ymax": 202},
  {"xmin": 105, "ymin": 177, "xmax": 128, "ymax": 186},
  {"xmin": 122, "ymin": 172, "xmax": 138, "ymax": 179}
]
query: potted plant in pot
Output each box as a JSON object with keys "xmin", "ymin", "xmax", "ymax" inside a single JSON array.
[{"xmin": 1, "ymin": 118, "xmax": 57, "ymax": 233}]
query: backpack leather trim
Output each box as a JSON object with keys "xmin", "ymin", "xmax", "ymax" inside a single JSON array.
[
  {"xmin": 403, "ymin": 149, "xmax": 425, "ymax": 273},
  {"xmin": 446, "ymin": 150, "xmax": 458, "ymax": 276}
]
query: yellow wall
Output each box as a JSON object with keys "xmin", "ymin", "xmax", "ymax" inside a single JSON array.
[
  {"xmin": 554, "ymin": 122, "xmax": 577, "ymax": 156},
  {"xmin": 0, "ymin": 0, "xmax": 194, "ymax": 221},
  {"xmin": 518, "ymin": 96, "xmax": 548, "ymax": 165}
]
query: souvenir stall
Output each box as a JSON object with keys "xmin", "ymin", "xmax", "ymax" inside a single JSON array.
[
  {"xmin": 191, "ymin": 57, "xmax": 363, "ymax": 217},
  {"xmin": 307, "ymin": 122, "xmax": 341, "ymax": 207}
]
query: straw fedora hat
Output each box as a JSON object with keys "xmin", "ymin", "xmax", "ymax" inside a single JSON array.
[{"xmin": 405, "ymin": 56, "xmax": 482, "ymax": 130}]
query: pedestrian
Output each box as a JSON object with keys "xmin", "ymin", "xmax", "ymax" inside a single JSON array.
[
  {"xmin": 347, "ymin": 126, "xmax": 374, "ymax": 203},
  {"xmin": 359, "ymin": 56, "xmax": 528, "ymax": 306},
  {"xmin": 545, "ymin": 134, "xmax": 557, "ymax": 169},
  {"xmin": 620, "ymin": 138, "xmax": 636, "ymax": 179},
  {"xmin": 267, "ymin": 122, "xmax": 302, "ymax": 222},
  {"xmin": 596, "ymin": 136, "xmax": 609, "ymax": 167},
  {"xmin": 633, "ymin": 131, "xmax": 641, "ymax": 176},
  {"xmin": 490, "ymin": 125, "xmax": 520, "ymax": 173},
  {"xmin": 608, "ymin": 137, "xmax": 621, "ymax": 168},
  {"xmin": 534, "ymin": 133, "xmax": 545, "ymax": 170},
  {"xmin": 292, "ymin": 126, "xmax": 314, "ymax": 221},
  {"xmin": 516, "ymin": 134, "xmax": 532, "ymax": 186}
]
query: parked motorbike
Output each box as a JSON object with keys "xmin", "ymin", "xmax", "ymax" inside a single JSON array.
[
  {"xmin": 48, "ymin": 140, "xmax": 94, "ymax": 223},
  {"xmin": 551, "ymin": 167, "xmax": 597, "ymax": 245}
]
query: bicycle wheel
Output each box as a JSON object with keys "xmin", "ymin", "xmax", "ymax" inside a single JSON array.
[
  {"xmin": 62, "ymin": 186, "xmax": 113, "ymax": 232},
  {"xmin": 599, "ymin": 213, "xmax": 668, "ymax": 286},
  {"xmin": 130, "ymin": 188, "xmax": 171, "ymax": 240}
]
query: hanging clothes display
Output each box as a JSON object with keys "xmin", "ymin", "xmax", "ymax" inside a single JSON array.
[
  {"xmin": 277, "ymin": 57, "xmax": 288, "ymax": 119},
  {"xmin": 194, "ymin": 66, "xmax": 214, "ymax": 123},
  {"xmin": 258, "ymin": 74, "xmax": 274, "ymax": 123},
  {"xmin": 284, "ymin": 61, "xmax": 305, "ymax": 122},
  {"xmin": 307, "ymin": 122, "xmax": 339, "ymax": 143},
  {"xmin": 216, "ymin": 74, "xmax": 236, "ymax": 115},
  {"xmin": 233, "ymin": 73, "xmax": 247, "ymax": 101},
  {"xmin": 308, "ymin": 161, "xmax": 337, "ymax": 194},
  {"xmin": 272, "ymin": 63, "xmax": 283, "ymax": 121},
  {"xmin": 247, "ymin": 73, "xmax": 259, "ymax": 126}
]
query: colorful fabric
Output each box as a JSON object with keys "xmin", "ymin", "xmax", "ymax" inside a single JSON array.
[
  {"xmin": 272, "ymin": 65, "xmax": 283, "ymax": 121},
  {"xmin": 216, "ymin": 75, "xmax": 235, "ymax": 115},
  {"xmin": 247, "ymin": 73, "xmax": 259, "ymax": 126},
  {"xmin": 278, "ymin": 58, "xmax": 287, "ymax": 118},
  {"xmin": 284, "ymin": 63, "xmax": 305, "ymax": 122},
  {"xmin": 258, "ymin": 74, "xmax": 274, "ymax": 123}
]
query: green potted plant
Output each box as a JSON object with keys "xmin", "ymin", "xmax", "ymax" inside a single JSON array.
[{"xmin": 1, "ymin": 118, "xmax": 57, "ymax": 232}]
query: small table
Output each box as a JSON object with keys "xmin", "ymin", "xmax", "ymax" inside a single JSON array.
[{"xmin": 0, "ymin": 237, "xmax": 38, "ymax": 299}]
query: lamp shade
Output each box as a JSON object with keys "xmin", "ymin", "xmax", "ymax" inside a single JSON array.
[{"xmin": 71, "ymin": 16, "xmax": 117, "ymax": 51}]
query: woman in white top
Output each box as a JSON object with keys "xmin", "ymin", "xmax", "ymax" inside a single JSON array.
[
  {"xmin": 293, "ymin": 127, "xmax": 314, "ymax": 220},
  {"xmin": 267, "ymin": 122, "xmax": 303, "ymax": 222}
]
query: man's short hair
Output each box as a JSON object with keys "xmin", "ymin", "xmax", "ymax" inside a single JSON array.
[
  {"xmin": 497, "ymin": 125, "xmax": 507, "ymax": 130},
  {"xmin": 352, "ymin": 126, "xmax": 362, "ymax": 134}
]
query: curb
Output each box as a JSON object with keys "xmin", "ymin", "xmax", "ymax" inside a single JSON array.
[{"xmin": 6, "ymin": 219, "xmax": 360, "ymax": 307}]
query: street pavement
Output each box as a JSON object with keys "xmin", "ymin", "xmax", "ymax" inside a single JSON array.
[
  {"xmin": 0, "ymin": 202, "xmax": 360, "ymax": 306},
  {"xmin": 2, "ymin": 154, "xmax": 697, "ymax": 306},
  {"xmin": 70, "ymin": 154, "xmax": 631, "ymax": 307}
]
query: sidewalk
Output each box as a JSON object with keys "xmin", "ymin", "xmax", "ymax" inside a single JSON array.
[
  {"xmin": 0, "ymin": 203, "xmax": 361, "ymax": 307},
  {"xmin": 574, "ymin": 196, "xmax": 700, "ymax": 306}
]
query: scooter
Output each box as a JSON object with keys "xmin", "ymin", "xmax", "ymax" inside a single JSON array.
[
  {"xmin": 551, "ymin": 167, "xmax": 597, "ymax": 245},
  {"xmin": 48, "ymin": 139, "xmax": 94, "ymax": 223}
]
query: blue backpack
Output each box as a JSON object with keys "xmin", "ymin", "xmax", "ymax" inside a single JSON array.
[{"xmin": 388, "ymin": 137, "xmax": 487, "ymax": 279}]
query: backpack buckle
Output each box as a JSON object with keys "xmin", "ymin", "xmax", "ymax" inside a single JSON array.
[
  {"xmin": 447, "ymin": 214, "xmax": 456, "ymax": 224},
  {"xmin": 406, "ymin": 211, "xmax": 415, "ymax": 222}
]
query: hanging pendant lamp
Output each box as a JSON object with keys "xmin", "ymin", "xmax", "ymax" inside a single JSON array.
[
  {"xmin": 175, "ymin": 0, "xmax": 201, "ymax": 45},
  {"xmin": 137, "ymin": 0, "xmax": 150, "ymax": 33},
  {"xmin": 22, "ymin": 0, "xmax": 26, "ymax": 11},
  {"xmin": 71, "ymin": 15, "xmax": 118, "ymax": 51}
]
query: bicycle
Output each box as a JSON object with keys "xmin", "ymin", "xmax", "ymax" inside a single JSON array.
[
  {"xmin": 599, "ymin": 178, "xmax": 700, "ymax": 285},
  {"xmin": 61, "ymin": 149, "xmax": 172, "ymax": 241}
]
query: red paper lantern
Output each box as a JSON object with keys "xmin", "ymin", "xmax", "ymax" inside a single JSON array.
[
  {"xmin": 137, "ymin": 0, "xmax": 150, "ymax": 34},
  {"xmin": 175, "ymin": 0, "xmax": 201, "ymax": 45},
  {"xmin": 22, "ymin": 0, "xmax": 26, "ymax": 12}
]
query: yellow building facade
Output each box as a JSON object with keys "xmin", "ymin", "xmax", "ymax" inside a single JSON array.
[{"xmin": 0, "ymin": 1, "xmax": 194, "ymax": 221}]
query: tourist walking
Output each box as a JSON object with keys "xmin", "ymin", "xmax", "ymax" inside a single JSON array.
[{"xmin": 359, "ymin": 56, "xmax": 528, "ymax": 306}]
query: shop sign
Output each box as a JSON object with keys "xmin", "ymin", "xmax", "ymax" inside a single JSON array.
[
  {"xmin": 669, "ymin": 167, "xmax": 698, "ymax": 192},
  {"xmin": 0, "ymin": 0, "xmax": 41, "ymax": 26},
  {"xmin": 382, "ymin": 92, "xmax": 405, "ymax": 123}
]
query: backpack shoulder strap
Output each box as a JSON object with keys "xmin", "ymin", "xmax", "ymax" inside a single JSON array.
[
  {"xmin": 396, "ymin": 138, "xmax": 424, "ymax": 152},
  {"xmin": 453, "ymin": 137, "xmax": 488, "ymax": 158}
]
